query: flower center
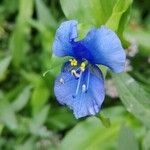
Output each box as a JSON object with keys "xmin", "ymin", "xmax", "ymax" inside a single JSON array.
[
  {"xmin": 68, "ymin": 58, "xmax": 90, "ymax": 98},
  {"xmin": 69, "ymin": 58, "xmax": 87, "ymax": 78}
]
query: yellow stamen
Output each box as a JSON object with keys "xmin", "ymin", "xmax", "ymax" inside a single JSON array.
[
  {"xmin": 80, "ymin": 62, "xmax": 86, "ymax": 72},
  {"xmin": 69, "ymin": 59, "xmax": 78, "ymax": 66}
]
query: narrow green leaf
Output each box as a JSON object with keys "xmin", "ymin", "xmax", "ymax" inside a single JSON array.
[
  {"xmin": 0, "ymin": 56, "xmax": 11, "ymax": 81},
  {"xmin": 21, "ymin": 71, "xmax": 43, "ymax": 86},
  {"xmin": 106, "ymin": 0, "xmax": 133, "ymax": 31},
  {"xmin": 32, "ymin": 105, "xmax": 50, "ymax": 125},
  {"xmin": 113, "ymin": 73, "xmax": 150, "ymax": 128},
  {"xmin": 117, "ymin": 6, "xmax": 132, "ymax": 38},
  {"xmin": 0, "ymin": 124, "xmax": 4, "ymax": 135},
  {"xmin": 142, "ymin": 130, "xmax": 150, "ymax": 150},
  {"xmin": 35, "ymin": 0, "xmax": 57, "ymax": 28},
  {"xmin": 11, "ymin": 86, "xmax": 32, "ymax": 112},
  {"xmin": 0, "ymin": 99, "xmax": 18, "ymax": 130},
  {"xmin": 117, "ymin": 125, "xmax": 139, "ymax": 150},
  {"xmin": 31, "ymin": 85, "xmax": 49, "ymax": 115},
  {"xmin": 9, "ymin": 0, "xmax": 34, "ymax": 67}
]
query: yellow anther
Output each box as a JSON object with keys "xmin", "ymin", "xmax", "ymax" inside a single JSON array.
[
  {"xmin": 69, "ymin": 59, "xmax": 78, "ymax": 66},
  {"xmin": 80, "ymin": 62, "xmax": 86, "ymax": 72}
]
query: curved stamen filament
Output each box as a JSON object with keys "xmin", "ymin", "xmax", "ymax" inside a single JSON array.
[{"xmin": 71, "ymin": 70, "xmax": 80, "ymax": 78}]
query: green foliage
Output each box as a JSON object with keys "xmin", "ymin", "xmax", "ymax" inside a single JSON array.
[
  {"xmin": 0, "ymin": 56, "xmax": 11, "ymax": 81},
  {"xmin": 117, "ymin": 125, "xmax": 139, "ymax": 150},
  {"xmin": 0, "ymin": 0, "xmax": 150, "ymax": 149},
  {"xmin": 60, "ymin": 107, "xmax": 141, "ymax": 150},
  {"xmin": 113, "ymin": 73, "xmax": 150, "ymax": 128},
  {"xmin": 60, "ymin": 0, "xmax": 132, "ymax": 41},
  {"xmin": 9, "ymin": 0, "xmax": 34, "ymax": 68},
  {"xmin": 106, "ymin": 0, "xmax": 132, "ymax": 32},
  {"xmin": 35, "ymin": 0, "xmax": 57, "ymax": 28},
  {"xmin": 0, "ymin": 98, "xmax": 18, "ymax": 130},
  {"xmin": 60, "ymin": 0, "xmax": 116, "ymax": 26},
  {"xmin": 12, "ymin": 86, "xmax": 31, "ymax": 112}
]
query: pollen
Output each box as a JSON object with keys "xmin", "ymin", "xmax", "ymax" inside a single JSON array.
[
  {"xmin": 69, "ymin": 59, "xmax": 78, "ymax": 66},
  {"xmin": 80, "ymin": 62, "xmax": 86, "ymax": 72}
]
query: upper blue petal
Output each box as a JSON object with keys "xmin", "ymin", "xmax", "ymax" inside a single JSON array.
[
  {"xmin": 54, "ymin": 65, "xmax": 105, "ymax": 119},
  {"xmin": 76, "ymin": 26, "xmax": 126, "ymax": 73},
  {"xmin": 52, "ymin": 20, "xmax": 78, "ymax": 57},
  {"xmin": 53, "ymin": 20, "xmax": 125, "ymax": 73}
]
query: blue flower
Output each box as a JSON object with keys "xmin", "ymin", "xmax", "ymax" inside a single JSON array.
[{"xmin": 52, "ymin": 20, "xmax": 126, "ymax": 119}]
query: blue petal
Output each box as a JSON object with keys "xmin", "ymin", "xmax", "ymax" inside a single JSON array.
[
  {"xmin": 52, "ymin": 20, "xmax": 78, "ymax": 57},
  {"xmin": 76, "ymin": 26, "xmax": 126, "ymax": 73},
  {"xmin": 54, "ymin": 65, "xmax": 105, "ymax": 119}
]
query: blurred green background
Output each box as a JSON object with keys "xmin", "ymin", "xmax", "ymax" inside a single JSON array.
[{"xmin": 0, "ymin": 0, "xmax": 150, "ymax": 150}]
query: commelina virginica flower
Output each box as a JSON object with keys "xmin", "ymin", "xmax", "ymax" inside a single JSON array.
[{"xmin": 52, "ymin": 20, "xmax": 126, "ymax": 119}]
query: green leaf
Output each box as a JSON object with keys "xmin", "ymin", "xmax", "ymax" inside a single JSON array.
[
  {"xmin": 60, "ymin": 0, "xmax": 132, "ymax": 34},
  {"xmin": 106, "ymin": 0, "xmax": 133, "ymax": 32},
  {"xmin": 9, "ymin": 0, "xmax": 34, "ymax": 67},
  {"xmin": 11, "ymin": 86, "xmax": 31, "ymax": 112},
  {"xmin": 117, "ymin": 125, "xmax": 139, "ymax": 150},
  {"xmin": 99, "ymin": 65, "xmax": 108, "ymax": 77},
  {"xmin": 125, "ymin": 29, "xmax": 150, "ymax": 55},
  {"xmin": 60, "ymin": 106, "xmax": 135, "ymax": 150},
  {"xmin": 60, "ymin": 117, "xmax": 119, "ymax": 150},
  {"xmin": 0, "ymin": 124, "xmax": 4, "ymax": 135},
  {"xmin": 35, "ymin": 0, "xmax": 57, "ymax": 28},
  {"xmin": 113, "ymin": 73, "xmax": 150, "ymax": 128},
  {"xmin": 44, "ymin": 55, "xmax": 69, "ymax": 77},
  {"xmin": 60, "ymin": 0, "xmax": 117, "ymax": 26},
  {"xmin": 117, "ymin": 6, "xmax": 132, "ymax": 38},
  {"xmin": 31, "ymin": 85, "xmax": 49, "ymax": 115},
  {"xmin": 142, "ymin": 130, "xmax": 150, "ymax": 150},
  {"xmin": 21, "ymin": 71, "xmax": 50, "ymax": 115},
  {"xmin": 0, "ymin": 99, "xmax": 18, "ymax": 130},
  {"xmin": 21, "ymin": 71, "xmax": 43, "ymax": 87},
  {"xmin": 48, "ymin": 108, "xmax": 77, "ymax": 131},
  {"xmin": 29, "ymin": 106, "xmax": 50, "ymax": 137},
  {"xmin": 15, "ymin": 138, "xmax": 35, "ymax": 150},
  {"xmin": 96, "ymin": 113, "xmax": 111, "ymax": 128},
  {"xmin": 0, "ymin": 56, "xmax": 11, "ymax": 82},
  {"xmin": 76, "ymin": 23, "xmax": 93, "ymax": 41},
  {"xmin": 32, "ymin": 105, "xmax": 49, "ymax": 125}
]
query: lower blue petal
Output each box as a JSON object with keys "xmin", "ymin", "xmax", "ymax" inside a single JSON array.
[{"xmin": 54, "ymin": 65, "xmax": 105, "ymax": 119}]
